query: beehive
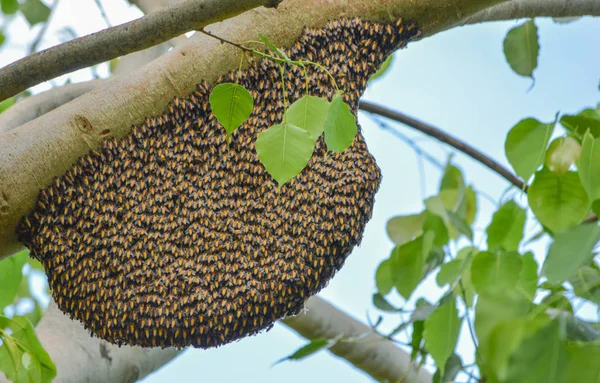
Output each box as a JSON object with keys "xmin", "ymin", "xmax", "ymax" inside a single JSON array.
[{"xmin": 17, "ymin": 17, "xmax": 420, "ymax": 348}]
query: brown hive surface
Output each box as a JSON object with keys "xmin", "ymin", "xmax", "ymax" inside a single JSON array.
[{"xmin": 18, "ymin": 18, "xmax": 420, "ymax": 348}]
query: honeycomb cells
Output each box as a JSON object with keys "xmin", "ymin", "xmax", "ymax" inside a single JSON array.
[{"xmin": 17, "ymin": 18, "xmax": 420, "ymax": 348}]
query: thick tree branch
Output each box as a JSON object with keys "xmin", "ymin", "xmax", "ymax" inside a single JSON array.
[
  {"xmin": 0, "ymin": 0, "xmax": 281, "ymax": 102},
  {"xmin": 0, "ymin": 81, "xmax": 104, "ymax": 133},
  {"xmin": 359, "ymin": 100, "xmax": 526, "ymax": 191}
]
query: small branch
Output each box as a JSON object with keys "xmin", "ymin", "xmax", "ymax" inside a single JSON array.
[
  {"xmin": 29, "ymin": 0, "xmax": 59, "ymax": 54},
  {"xmin": 94, "ymin": 0, "xmax": 113, "ymax": 27},
  {"xmin": 359, "ymin": 100, "xmax": 526, "ymax": 191},
  {"xmin": 0, "ymin": 0, "xmax": 282, "ymax": 102},
  {"xmin": 360, "ymin": 101, "xmax": 600, "ymax": 224}
]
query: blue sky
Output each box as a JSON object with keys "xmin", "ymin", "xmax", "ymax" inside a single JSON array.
[{"xmin": 1, "ymin": 2, "xmax": 599, "ymax": 382}]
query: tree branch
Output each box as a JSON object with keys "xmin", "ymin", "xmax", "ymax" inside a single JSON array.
[
  {"xmin": 282, "ymin": 298, "xmax": 432, "ymax": 383},
  {"xmin": 359, "ymin": 101, "xmax": 599, "ymax": 223},
  {"xmin": 0, "ymin": 0, "xmax": 281, "ymax": 102},
  {"xmin": 359, "ymin": 100, "xmax": 526, "ymax": 191},
  {"xmin": 463, "ymin": 0, "xmax": 600, "ymax": 24},
  {"xmin": 0, "ymin": 81, "xmax": 104, "ymax": 133}
]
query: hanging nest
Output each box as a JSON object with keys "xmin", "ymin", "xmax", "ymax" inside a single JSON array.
[{"xmin": 17, "ymin": 17, "xmax": 420, "ymax": 348}]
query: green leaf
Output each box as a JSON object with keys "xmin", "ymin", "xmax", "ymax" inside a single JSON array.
[
  {"xmin": 440, "ymin": 163, "xmax": 465, "ymax": 192},
  {"xmin": 368, "ymin": 54, "xmax": 393, "ymax": 82},
  {"xmin": 20, "ymin": 0, "xmax": 51, "ymax": 26},
  {"xmin": 483, "ymin": 317, "xmax": 549, "ymax": 382},
  {"xmin": 447, "ymin": 211, "xmax": 473, "ymax": 241},
  {"xmin": 433, "ymin": 353, "xmax": 462, "ymax": 383},
  {"xmin": 518, "ymin": 252, "xmax": 539, "ymax": 300},
  {"xmin": 410, "ymin": 320, "xmax": 425, "ymax": 360},
  {"xmin": 505, "ymin": 319, "xmax": 568, "ymax": 383},
  {"xmin": 578, "ymin": 132, "xmax": 600, "ymax": 201},
  {"xmin": 528, "ymin": 168, "xmax": 590, "ymax": 232},
  {"xmin": 545, "ymin": 137, "xmax": 581, "ymax": 175},
  {"xmin": 423, "ymin": 211, "xmax": 449, "ymax": 247},
  {"xmin": 486, "ymin": 200, "xmax": 527, "ymax": 252},
  {"xmin": 390, "ymin": 232, "xmax": 435, "ymax": 300},
  {"xmin": 0, "ymin": 250, "xmax": 28, "ymax": 311},
  {"xmin": 386, "ymin": 212, "xmax": 426, "ymax": 246},
  {"xmin": 471, "ymin": 251, "xmax": 523, "ymax": 294},
  {"xmin": 255, "ymin": 122, "xmax": 315, "ymax": 187},
  {"xmin": 209, "ymin": 83, "xmax": 254, "ymax": 138},
  {"xmin": 503, "ymin": 20, "xmax": 539, "ymax": 79},
  {"xmin": 275, "ymin": 337, "xmax": 338, "ymax": 364},
  {"xmin": 0, "ymin": 316, "xmax": 56, "ymax": 382},
  {"xmin": 0, "ymin": 32, "xmax": 5, "ymax": 47},
  {"xmin": 375, "ymin": 259, "xmax": 394, "ymax": 296},
  {"xmin": 436, "ymin": 259, "xmax": 463, "ymax": 288},
  {"xmin": 425, "ymin": 195, "xmax": 451, "ymax": 227},
  {"xmin": 424, "ymin": 297, "xmax": 462, "ymax": 376},
  {"xmin": 258, "ymin": 33, "xmax": 290, "ymax": 62},
  {"xmin": 323, "ymin": 93, "xmax": 357, "ymax": 153},
  {"xmin": 372, "ymin": 293, "xmax": 400, "ymax": 312},
  {"xmin": 455, "ymin": 247, "xmax": 477, "ymax": 307},
  {"xmin": 593, "ymin": 199, "xmax": 600, "ymax": 217},
  {"xmin": 0, "ymin": 331, "xmax": 23, "ymax": 382},
  {"xmin": 560, "ymin": 109, "xmax": 600, "ymax": 138},
  {"xmin": 284, "ymin": 96, "xmax": 330, "ymax": 140},
  {"xmin": 0, "ymin": 97, "xmax": 16, "ymax": 114},
  {"xmin": 543, "ymin": 223, "xmax": 600, "ymax": 283},
  {"xmin": 1, "ymin": 0, "xmax": 18, "ymax": 14},
  {"xmin": 567, "ymin": 341, "xmax": 600, "ymax": 382},
  {"xmin": 505, "ymin": 117, "xmax": 554, "ymax": 181},
  {"xmin": 569, "ymin": 266, "xmax": 600, "ymax": 305},
  {"xmin": 475, "ymin": 288, "xmax": 532, "ymax": 355}
]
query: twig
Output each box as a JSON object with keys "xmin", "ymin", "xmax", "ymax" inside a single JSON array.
[
  {"xmin": 94, "ymin": 0, "xmax": 113, "ymax": 27},
  {"xmin": 359, "ymin": 100, "xmax": 527, "ymax": 191},
  {"xmin": 359, "ymin": 101, "xmax": 600, "ymax": 224},
  {"xmin": 0, "ymin": 0, "xmax": 281, "ymax": 102},
  {"xmin": 29, "ymin": 0, "xmax": 59, "ymax": 54}
]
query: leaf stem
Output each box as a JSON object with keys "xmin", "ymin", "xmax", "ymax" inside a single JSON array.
[{"xmin": 279, "ymin": 64, "xmax": 288, "ymax": 116}]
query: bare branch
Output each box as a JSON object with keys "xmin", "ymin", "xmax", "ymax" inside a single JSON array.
[
  {"xmin": 283, "ymin": 298, "xmax": 432, "ymax": 383},
  {"xmin": 0, "ymin": 0, "xmax": 281, "ymax": 102},
  {"xmin": 463, "ymin": 0, "xmax": 600, "ymax": 25},
  {"xmin": 359, "ymin": 100, "xmax": 526, "ymax": 191}
]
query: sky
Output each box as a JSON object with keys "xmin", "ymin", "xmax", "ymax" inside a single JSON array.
[{"xmin": 1, "ymin": 1, "xmax": 599, "ymax": 382}]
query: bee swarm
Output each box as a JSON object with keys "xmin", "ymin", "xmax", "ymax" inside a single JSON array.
[{"xmin": 18, "ymin": 18, "xmax": 420, "ymax": 348}]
